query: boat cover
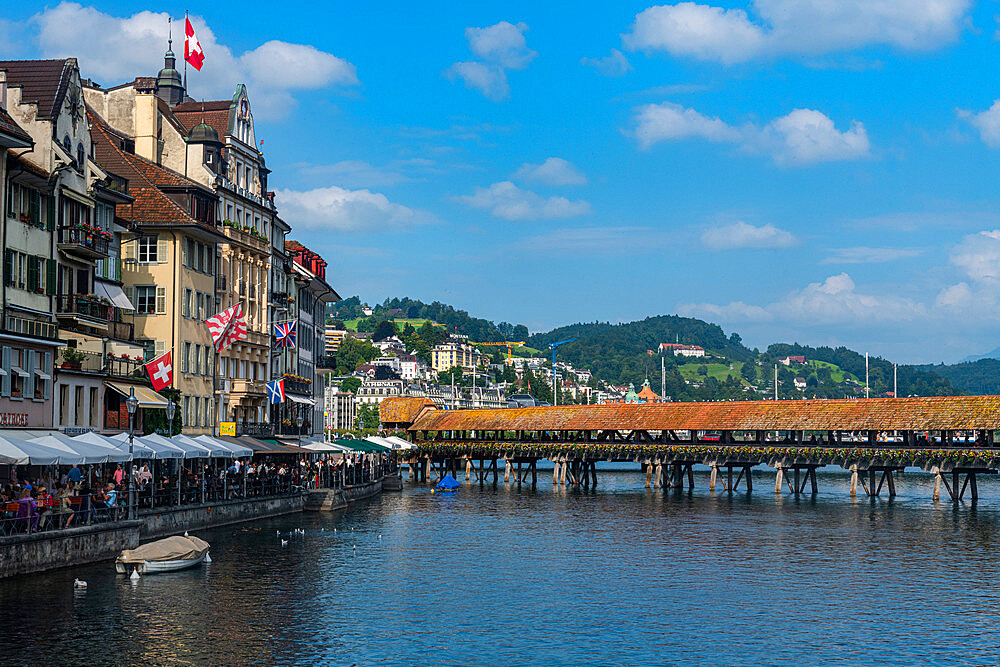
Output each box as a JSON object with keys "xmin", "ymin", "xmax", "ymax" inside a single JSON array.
[
  {"xmin": 118, "ymin": 535, "xmax": 210, "ymax": 563},
  {"xmin": 436, "ymin": 473, "xmax": 460, "ymax": 490}
]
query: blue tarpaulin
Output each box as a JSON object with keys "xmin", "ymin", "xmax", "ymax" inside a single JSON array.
[{"xmin": 435, "ymin": 474, "xmax": 460, "ymax": 491}]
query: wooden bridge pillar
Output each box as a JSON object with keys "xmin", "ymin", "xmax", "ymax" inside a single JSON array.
[
  {"xmin": 709, "ymin": 465, "xmax": 718, "ymax": 492},
  {"xmin": 849, "ymin": 465, "xmax": 858, "ymax": 497},
  {"xmin": 504, "ymin": 459, "xmax": 511, "ymax": 483},
  {"xmin": 653, "ymin": 463, "xmax": 662, "ymax": 489},
  {"xmin": 774, "ymin": 465, "xmax": 784, "ymax": 494},
  {"xmin": 465, "ymin": 458, "xmax": 472, "ymax": 481},
  {"xmin": 552, "ymin": 458, "xmax": 560, "ymax": 485},
  {"xmin": 645, "ymin": 463, "xmax": 652, "ymax": 489}
]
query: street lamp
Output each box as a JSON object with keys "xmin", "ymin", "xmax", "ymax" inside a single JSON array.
[
  {"xmin": 165, "ymin": 399, "xmax": 176, "ymax": 436},
  {"xmin": 125, "ymin": 387, "xmax": 139, "ymax": 520},
  {"xmin": 295, "ymin": 412, "xmax": 304, "ymax": 433}
]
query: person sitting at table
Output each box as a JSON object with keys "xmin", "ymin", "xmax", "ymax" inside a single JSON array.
[
  {"xmin": 56, "ymin": 484, "xmax": 75, "ymax": 529},
  {"xmin": 139, "ymin": 465, "xmax": 153, "ymax": 484},
  {"xmin": 104, "ymin": 483, "xmax": 119, "ymax": 519}
]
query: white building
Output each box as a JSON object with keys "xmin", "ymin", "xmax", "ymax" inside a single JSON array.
[{"xmin": 324, "ymin": 385, "xmax": 356, "ymax": 432}]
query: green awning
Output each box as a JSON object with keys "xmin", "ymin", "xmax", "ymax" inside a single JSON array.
[{"xmin": 334, "ymin": 438, "xmax": 390, "ymax": 452}]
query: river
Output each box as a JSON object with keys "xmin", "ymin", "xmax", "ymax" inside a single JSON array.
[{"xmin": 3, "ymin": 466, "xmax": 1000, "ymax": 665}]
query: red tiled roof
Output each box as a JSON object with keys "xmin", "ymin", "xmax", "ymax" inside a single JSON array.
[
  {"xmin": 0, "ymin": 59, "xmax": 75, "ymax": 120},
  {"xmin": 0, "ymin": 107, "xmax": 31, "ymax": 146},
  {"xmin": 381, "ymin": 397, "xmax": 435, "ymax": 425},
  {"xmin": 172, "ymin": 100, "xmax": 231, "ymax": 137},
  {"xmin": 6, "ymin": 149, "xmax": 48, "ymax": 179},
  {"xmin": 406, "ymin": 396, "xmax": 1000, "ymax": 432},
  {"xmin": 87, "ymin": 107, "xmax": 216, "ymax": 226}
]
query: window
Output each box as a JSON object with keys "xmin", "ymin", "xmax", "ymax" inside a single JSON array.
[
  {"xmin": 137, "ymin": 236, "xmax": 158, "ymax": 263},
  {"xmin": 62, "ymin": 135, "xmax": 71, "ymax": 155},
  {"xmin": 89, "ymin": 387, "xmax": 98, "ymax": 427},
  {"xmin": 194, "ymin": 397, "xmax": 201, "ymax": 427},
  {"xmin": 135, "ymin": 286, "xmax": 156, "ymax": 314},
  {"xmin": 59, "ymin": 385, "xmax": 68, "ymax": 425},
  {"xmin": 196, "ymin": 244, "xmax": 203, "ymax": 272},
  {"xmin": 226, "ymin": 203, "xmax": 233, "ymax": 221},
  {"xmin": 183, "ymin": 288, "xmax": 191, "ymax": 317},
  {"xmin": 64, "ymin": 198, "xmax": 90, "ymax": 227},
  {"xmin": 183, "ymin": 342, "xmax": 191, "ymax": 373},
  {"xmin": 185, "ymin": 238, "xmax": 194, "ymax": 267},
  {"xmin": 76, "ymin": 144, "xmax": 85, "ymax": 172},
  {"xmin": 74, "ymin": 386, "xmax": 83, "ymax": 425},
  {"xmin": 195, "ymin": 345, "xmax": 202, "ymax": 376},
  {"xmin": 220, "ymin": 357, "xmax": 227, "ymax": 378},
  {"xmin": 184, "ymin": 396, "xmax": 190, "ymax": 425}
]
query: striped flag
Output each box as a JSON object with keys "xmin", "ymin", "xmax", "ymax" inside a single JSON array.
[{"xmin": 206, "ymin": 303, "xmax": 248, "ymax": 353}]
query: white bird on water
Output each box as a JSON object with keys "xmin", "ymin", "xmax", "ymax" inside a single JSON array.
[
  {"xmin": 183, "ymin": 530, "xmax": 189, "ymax": 537},
  {"xmin": 129, "ymin": 569, "xmax": 140, "ymax": 581},
  {"xmin": 281, "ymin": 539, "xmax": 288, "ymax": 547},
  {"xmin": 74, "ymin": 579, "xmax": 87, "ymax": 588}
]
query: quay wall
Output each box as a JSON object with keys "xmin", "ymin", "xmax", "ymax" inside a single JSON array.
[
  {"xmin": 305, "ymin": 477, "xmax": 386, "ymax": 511},
  {"xmin": 0, "ymin": 520, "xmax": 142, "ymax": 579},
  {"xmin": 139, "ymin": 494, "xmax": 305, "ymax": 539}
]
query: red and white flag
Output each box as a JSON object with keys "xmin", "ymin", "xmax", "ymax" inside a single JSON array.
[
  {"xmin": 145, "ymin": 351, "xmax": 173, "ymax": 391},
  {"xmin": 185, "ymin": 17, "xmax": 205, "ymax": 71},
  {"xmin": 206, "ymin": 303, "xmax": 248, "ymax": 353}
]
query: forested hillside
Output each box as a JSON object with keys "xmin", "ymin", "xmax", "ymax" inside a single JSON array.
[{"xmin": 914, "ymin": 359, "xmax": 1000, "ymax": 395}]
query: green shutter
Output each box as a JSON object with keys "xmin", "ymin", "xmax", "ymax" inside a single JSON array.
[
  {"xmin": 46, "ymin": 195, "xmax": 55, "ymax": 231},
  {"xmin": 26, "ymin": 257, "xmax": 38, "ymax": 292},
  {"xmin": 3, "ymin": 250, "xmax": 12, "ymax": 288},
  {"xmin": 29, "ymin": 190, "xmax": 40, "ymax": 227},
  {"xmin": 46, "ymin": 259, "xmax": 57, "ymax": 295}
]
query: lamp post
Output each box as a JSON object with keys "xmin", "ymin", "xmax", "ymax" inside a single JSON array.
[
  {"xmin": 296, "ymin": 412, "xmax": 304, "ymax": 435},
  {"xmin": 125, "ymin": 387, "xmax": 139, "ymax": 520},
  {"xmin": 166, "ymin": 398, "xmax": 176, "ymax": 436}
]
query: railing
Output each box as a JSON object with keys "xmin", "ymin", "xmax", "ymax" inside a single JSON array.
[
  {"xmin": 105, "ymin": 356, "xmax": 144, "ymax": 379},
  {"xmin": 271, "ymin": 291, "xmax": 289, "ymax": 307},
  {"xmin": 56, "ymin": 295, "xmax": 114, "ymax": 321},
  {"xmin": 221, "ymin": 224, "xmax": 269, "ymax": 252},
  {"xmin": 57, "ymin": 347, "xmax": 103, "ymax": 373},
  {"xmin": 236, "ymin": 422, "xmax": 274, "ymax": 437},
  {"xmin": 3, "ymin": 309, "xmax": 58, "ymax": 340},
  {"xmin": 282, "ymin": 377, "xmax": 312, "ymax": 394},
  {"xmin": 58, "ymin": 226, "xmax": 110, "ymax": 256},
  {"xmin": 276, "ymin": 423, "xmax": 310, "ymax": 437},
  {"xmin": 231, "ymin": 379, "xmax": 265, "ymax": 395},
  {"xmin": 245, "ymin": 330, "xmax": 269, "ymax": 347}
]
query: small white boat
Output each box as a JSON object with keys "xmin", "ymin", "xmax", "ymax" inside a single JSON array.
[{"xmin": 115, "ymin": 535, "xmax": 211, "ymax": 575}]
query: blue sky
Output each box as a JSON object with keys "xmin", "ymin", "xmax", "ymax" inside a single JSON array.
[{"xmin": 6, "ymin": 1, "xmax": 1000, "ymax": 363}]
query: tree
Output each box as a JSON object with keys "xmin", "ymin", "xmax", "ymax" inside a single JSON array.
[
  {"xmin": 373, "ymin": 319, "xmax": 397, "ymax": 341},
  {"xmin": 328, "ymin": 319, "xmax": 346, "ymax": 330},
  {"xmin": 334, "ymin": 336, "xmax": 378, "ymax": 375},
  {"xmin": 438, "ymin": 366, "xmax": 464, "ymax": 386},
  {"xmin": 697, "ymin": 365, "xmax": 708, "ymax": 376},
  {"xmin": 358, "ymin": 403, "xmax": 379, "ymax": 430},
  {"xmin": 340, "ymin": 377, "xmax": 361, "ymax": 394}
]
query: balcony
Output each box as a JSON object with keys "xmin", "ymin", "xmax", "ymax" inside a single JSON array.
[
  {"xmin": 243, "ymin": 330, "xmax": 269, "ymax": 348},
  {"xmin": 3, "ymin": 309, "xmax": 58, "ymax": 340},
  {"xmin": 231, "ymin": 379, "xmax": 265, "ymax": 396},
  {"xmin": 316, "ymin": 354, "xmax": 337, "ymax": 372},
  {"xmin": 57, "ymin": 347, "xmax": 146, "ymax": 380},
  {"xmin": 275, "ymin": 422, "xmax": 310, "ymax": 437},
  {"xmin": 105, "ymin": 354, "xmax": 144, "ymax": 380},
  {"xmin": 235, "ymin": 422, "xmax": 274, "ymax": 438},
  {"xmin": 221, "ymin": 223, "xmax": 269, "ymax": 253},
  {"xmin": 107, "ymin": 319, "xmax": 134, "ymax": 342},
  {"xmin": 58, "ymin": 226, "xmax": 110, "ymax": 259},
  {"xmin": 281, "ymin": 374, "xmax": 312, "ymax": 395},
  {"xmin": 271, "ymin": 291, "xmax": 290, "ymax": 307},
  {"xmin": 56, "ymin": 294, "xmax": 114, "ymax": 322}
]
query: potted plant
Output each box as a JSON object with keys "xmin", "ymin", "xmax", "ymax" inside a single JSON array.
[{"xmin": 61, "ymin": 348, "xmax": 86, "ymax": 370}]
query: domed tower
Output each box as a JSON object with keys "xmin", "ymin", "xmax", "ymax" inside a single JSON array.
[
  {"xmin": 187, "ymin": 118, "xmax": 224, "ymax": 174},
  {"xmin": 155, "ymin": 33, "xmax": 185, "ymax": 107}
]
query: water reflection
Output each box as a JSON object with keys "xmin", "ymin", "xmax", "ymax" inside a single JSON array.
[{"xmin": 3, "ymin": 469, "xmax": 1000, "ymax": 664}]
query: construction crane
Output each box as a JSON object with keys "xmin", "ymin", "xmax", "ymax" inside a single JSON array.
[
  {"xmin": 549, "ymin": 338, "xmax": 577, "ymax": 407},
  {"xmin": 479, "ymin": 341, "xmax": 526, "ymax": 361}
]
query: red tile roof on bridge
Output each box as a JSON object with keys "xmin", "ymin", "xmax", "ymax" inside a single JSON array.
[
  {"xmin": 401, "ymin": 396, "xmax": 1000, "ymax": 432},
  {"xmin": 380, "ymin": 397, "xmax": 435, "ymax": 425}
]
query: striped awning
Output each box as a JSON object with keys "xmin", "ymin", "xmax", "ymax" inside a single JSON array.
[{"xmin": 105, "ymin": 381, "xmax": 169, "ymax": 408}]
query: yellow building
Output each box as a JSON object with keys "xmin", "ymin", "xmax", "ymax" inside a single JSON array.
[
  {"xmin": 91, "ymin": 112, "xmax": 222, "ymax": 434},
  {"xmin": 431, "ymin": 341, "xmax": 486, "ymax": 373}
]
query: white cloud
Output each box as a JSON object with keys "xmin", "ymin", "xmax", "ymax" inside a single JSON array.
[
  {"xmin": 445, "ymin": 62, "xmax": 509, "ymax": 101},
  {"xmin": 762, "ymin": 109, "xmax": 870, "ymax": 165},
  {"xmin": 275, "ymin": 186, "xmax": 423, "ymax": 232},
  {"xmin": 623, "ymin": 0, "xmax": 971, "ymax": 64},
  {"xmin": 634, "ymin": 102, "xmax": 870, "ymax": 165},
  {"xmin": 581, "ymin": 48, "xmax": 632, "ymax": 76},
  {"xmin": 513, "ymin": 157, "xmax": 587, "ymax": 186},
  {"xmin": 677, "ymin": 300, "xmax": 773, "ymax": 322},
  {"xmin": 454, "ymin": 181, "xmax": 591, "ymax": 221},
  {"xmin": 29, "ymin": 3, "xmax": 358, "ymax": 120},
  {"xmin": 465, "ymin": 21, "xmax": 536, "ymax": 69},
  {"xmin": 633, "ymin": 102, "xmax": 741, "ymax": 148},
  {"xmin": 701, "ymin": 221, "xmax": 796, "ymax": 250},
  {"xmin": 959, "ymin": 101, "xmax": 1000, "ymax": 148},
  {"xmin": 821, "ymin": 246, "xmax": 923, "ymax": 264},
  {"xmin": 950, "ymin": 230, "xmax": 1000, "ymax": 282}
]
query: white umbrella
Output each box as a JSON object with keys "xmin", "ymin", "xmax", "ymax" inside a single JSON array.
[
  {"xmin": 193, "ymin": 434, "xmax": 252, "ymax": 457},
  {"xmin": 107, "ymin": 432, "xmax": 186, "ymax": 460},
  {"xmin": 384, "ymin": 436, "xmax": 417, "ymax": 450},
  {"xmin": 0, "ymin": 434, "xmax": 72, "ymax": 465},
  {"xmin": 31, "ymin": 433, "xmax": 130, "ymax": 464},
  {"xmin": 302, "ymin": 442, "xmax": 353, "ymax": 453},
  {"xmin": 74, "ymin": 431, "xmax": 156, "ymax": 459},
  {"xmin": 138, "ymin": 432, "xmax": 209, "ymax": 459},
  {"xmin": 172, "ymin": 433, "xmax": 232, "ymax": 458},
  {"xmin": 366, "ymin": 435, "xmax": 404, "ymax": 450}
]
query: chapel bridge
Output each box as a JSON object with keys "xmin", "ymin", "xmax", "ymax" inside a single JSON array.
[{"xmin": 381, "ymin": 395, "xmax": 1000, "ymax": 501}]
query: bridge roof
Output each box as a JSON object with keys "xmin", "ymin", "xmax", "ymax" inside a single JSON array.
[
  {"xmin": 406, "ymin": 396, "xmax": 1000, "ymax": 432},
  {"xmin": 381, "ymin": 397, "xmax": 435, "ymax": 425}
]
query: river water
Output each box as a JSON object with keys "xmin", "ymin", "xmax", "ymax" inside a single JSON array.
[{"xmin": 3, "ymin": 466, "xmax": 1000, "ymax": 665}]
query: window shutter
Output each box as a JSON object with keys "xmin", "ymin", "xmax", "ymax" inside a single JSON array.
[
  {"xmin": 183, "ymin": 289, "xmax": 190, "ymax": 318},
  {"xmin": 24, "ymin": 350, "xmax": 34, "ymax": 400},
  {"xmin": 157, "ymin": 238, "xmax": 168, "ymax": 264},
  {"xmin": 154, "ymin": 340, "xmax": 166, "ymax": 358},
  {"xmin": 29, "ymin": 190, "xmax": 40, "ymax": 226},
  {"xmin": 155, "ymin": 286, "xmax": 166, "ymax": 314},
  {"xmin": 46, "ymin": 195, "xmax": 55, "ymax": 231},
  {"xmin": 26, "ymin": 257, "xmax": 38, "ymax": 292},
  {"xmin": 43, "ymin": 352, "xmax": 51, "ymax": 399},
  {"xmin": 1, "ymin": 346, "xmax": 9, "ymax": 397},
  {"xmin": 122, "ymin": 237, "xmax": 136, "ymax": 261},
  {"xmin": 46, "ymin": 259, "xmax": 57, "ymax": 295},
  {"xmin": 123, "ymin": 285, "xmax": 134, "ymax": 310}
]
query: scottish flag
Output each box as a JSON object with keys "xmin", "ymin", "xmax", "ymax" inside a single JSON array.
[{"xmin": 266, "ymin": 379, "xmax": 285, "ymax": 404}]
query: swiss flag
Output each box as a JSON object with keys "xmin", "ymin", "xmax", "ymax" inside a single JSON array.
[
  {"xmin": 145, "ymin": 351, "xmax": 173, "ymax": 391},
  {"xmin": 185, "ymin": 17, "xmax": 204, "ymax": 71}
]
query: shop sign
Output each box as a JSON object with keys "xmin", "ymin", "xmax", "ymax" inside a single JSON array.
[
  {"xmin": 0, "ymin": 413, "xmax": 29, "ymax": 427},
  {"xmin": 219, "ymin": 421, "xmax": 236, "ymax": 436}
]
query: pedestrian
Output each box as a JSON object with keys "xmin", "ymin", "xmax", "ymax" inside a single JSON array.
[{"xmin": 67, "ymin": 465, "xmax": 82, "ymax": 485}]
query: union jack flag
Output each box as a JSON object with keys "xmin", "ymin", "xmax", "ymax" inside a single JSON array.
[{"xmin": 274, "ymin": 320, "xmax": 296, "ymax": 348}]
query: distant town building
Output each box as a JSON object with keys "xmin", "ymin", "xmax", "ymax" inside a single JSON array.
[
  {"xmin": 324, "ymin": 385, "xmax": 356, "ymax": 432},
  {"xmin": 325, "ymin": 327, "xmax": 348, "ymax": 354},
  {"xmin": 431, "ymin": 341, "xmax": 485, "ymax": 372},
  {"xmin": 794, "ymin": 377, "xmax": 807, "ymax": 390},
  {"xmin": 659, "ymin": 343, "xmax": 705, "ymax": 358},
  {"xmin": 779, "ymin": 355, "xmax": 806, "ymax": 366}
]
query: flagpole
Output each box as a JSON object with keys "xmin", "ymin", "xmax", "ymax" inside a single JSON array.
[{"xmin": 183, "ymin": 10, "xmax": 189, "ymax": 94}]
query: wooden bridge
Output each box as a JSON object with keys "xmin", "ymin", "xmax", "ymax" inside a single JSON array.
[{"xmin": 380, "ymin": 395, "xmax": 1000, "ymax": 502}]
